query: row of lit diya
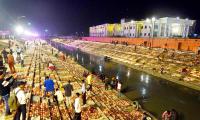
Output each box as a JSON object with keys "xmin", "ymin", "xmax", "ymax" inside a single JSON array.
[
  {"xmin": 28, "ymin": 102, "xmax": 63, "ymax": 119},
  {"xmin": 29, "ymin": 103, "xmax": 50, "ymax": 118},
  {"xmin": 81, "ymin": 106, "xmax": 102, "ymax": 119},
  {"xmin": 0, "ymin": 102, "xmax": 4, "ymax": 114}
]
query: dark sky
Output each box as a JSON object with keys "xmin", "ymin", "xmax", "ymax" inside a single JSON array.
[{"xmin": 0, "ymin": 0, "xmax": 199, "ymax": 35}]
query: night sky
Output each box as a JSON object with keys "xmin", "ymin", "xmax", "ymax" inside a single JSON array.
[{"xmin": 0, "ymin": 0, "xmax": 199, "ymax": 35}]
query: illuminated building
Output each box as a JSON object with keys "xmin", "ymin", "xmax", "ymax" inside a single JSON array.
[
  {"xmin": 113, "ymin": 24, "xmax": 122, "ymax": 36},
  {"xmin": 90, "ymin": 24, "xmax": 116, "ymax": 37},
  {"xmin": 89, "ymin": 17, "xmax": 196, "ymax": 38}
]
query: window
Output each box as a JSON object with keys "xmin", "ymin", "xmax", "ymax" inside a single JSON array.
[
  {"xmin": 144, "ymin": 33, "xmax": 147, "ymax": 36},
  {"xmin": 154, "ymin": 25, "xmax": 158, "ymax": 29},
  {"xmin": 132, "ymin": 33, "xmax": 134, "ymax": 36},
  {"xmin": 145, "ymin": 26, "xmax": 147, "ymax": 29},
  {"xmin": 130, "ymin": 27, "xmax": 132, "ymax": 29},
  {"xmin": 130, "ymin": 34, "xmax": 131, "ymax": 36},
  {"xmin": 148, "ymin": 33, "xmax": 150, "ymax": 36}
]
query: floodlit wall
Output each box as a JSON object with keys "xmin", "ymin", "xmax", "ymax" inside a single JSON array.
[{"xmin": 82, "ymin": 37, "xmax": 200, "ymax": 53}]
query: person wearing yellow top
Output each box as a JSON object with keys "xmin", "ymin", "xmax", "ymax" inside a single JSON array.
[{"xmin": 86, "ymin": 74, "xmax": 92, "ymax": 91}]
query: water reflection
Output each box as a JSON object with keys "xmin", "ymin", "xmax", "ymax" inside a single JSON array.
[
  {"xmin": 76, "ymin": 53, "xmax": 79, "ymax": 60},
  {"xmin": 81, "ymin": 57, "xmax": 84, "ymax": 64},
  {"xmin": 145, "ymin": 75, "xmax": 149, "ymax": 84},
  {"xmin": 141, "ymin": 74, "xmax": 144, "ymax": 82},
  {"xmin": 127, "ymin": 69, "xmax": 130, "ymax": 77},
  {"xmin": 116, "ymin": 74, "xmax": 119, "ymax": 80},
  {"xmin": 142, "ymin": 87, "xmax": 147, "ymax": 96},
  {"xmin": 99, "ymin": 65, "xmax": 103, "ymax": 72}
]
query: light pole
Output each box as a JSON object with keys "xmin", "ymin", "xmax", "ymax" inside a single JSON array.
[{"xmin": 151, "ymin": 17, "xmax": 156, "ymax": 48}]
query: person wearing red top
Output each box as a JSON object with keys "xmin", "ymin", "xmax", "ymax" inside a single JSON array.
[
  {"xmin": 162, "ymin": 110, "xmax": 171, "ymax": 120},
  {"xmin": 7, "ymin": 52, "xmax": 15, "ymax": 73}
]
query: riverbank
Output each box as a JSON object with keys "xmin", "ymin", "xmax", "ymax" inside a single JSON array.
[{"xmin": 52, "ymin": 39, "xmax": 200, "ymax": 92}]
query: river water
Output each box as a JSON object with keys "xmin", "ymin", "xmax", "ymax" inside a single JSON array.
[{"xmin": 51, "ymin": 41, "xmax": 200, "ymax": 120}]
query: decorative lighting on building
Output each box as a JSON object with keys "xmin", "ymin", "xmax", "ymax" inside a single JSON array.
[
  {"xmin": 146, "ymin": 18, "xmax": 150, "ymax": 23},
  {"xmin": 152, "ymin": 17, "xmax": 156, "ymax": 22}
]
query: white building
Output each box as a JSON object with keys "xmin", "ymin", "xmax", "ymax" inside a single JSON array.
[
  {"xmin": 157, "ymin": 17, "xmax": 195, "ymax": 38},
  {"xmin": 121, "ymin": 19, "xmax": 137, "ymax": 37},
  {"xmin": 89, "ymin": 17, "xmax": 196, "ymax": 38}
]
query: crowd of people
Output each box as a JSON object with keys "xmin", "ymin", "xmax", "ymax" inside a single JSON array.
[
  {"xmin": 0, "ymin": 43, "xmax": 27, "ymax": 120},
  {"xmin": 43, "ymin": 69, "xmax": 96, "ymax": 119}
]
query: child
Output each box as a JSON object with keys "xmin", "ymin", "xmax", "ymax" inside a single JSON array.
[{"xmin": 54, "ymin": 88, "xmax": 64, "ymax": 104}]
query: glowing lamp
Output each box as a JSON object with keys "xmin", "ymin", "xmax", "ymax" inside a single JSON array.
[
  {"xmin": 152, "ymin": 17, "xmax": 156, "ymax": 22},
  {"xmin": 15, "ymin": 26, "xmax": 24, "ymax": 34},
  {"xmin": 131, "ymin": 20, "xmax": 134, "ymax": 24},
  {"xmin": 172, "ymin": 23, "xmax": 181, "ymax": 35},
  {"xmin": 146, "ymin": 18, "xmax": 150, "ymax": 23}
]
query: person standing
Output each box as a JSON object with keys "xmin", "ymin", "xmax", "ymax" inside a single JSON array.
[
  {"xmin": 0, "ymin": 78, "xmax": 12, "ymax": 115},
  {"xmin": 7, "ymin": 52, "xmax": 15, "ymax": 73},
  {"xmin": 10, "ymin": 48, "xmax": 13, "ymax": 55},
  {"xmin": 162, "ymin": 110, "xmax": 171, "ymax": 120},
  {"xmin": 117, "ymin": 81, "xmax": 122, "ymax": 97},
  {"xmin": 48, "ymin": 62, "xmax": 56, "ymax": 71},
  {"xmin": 73, "ymin": 93, "xmax": 81, "ymax": 120},
  {"xmin": 14, "ymin": 83, "xmax": 27, "ymax": 120},
  {"xmin": 51, "ymin": 48, "xmax": 54, "ymax": 55},
  {"xmin": 81, "ymin": 80, "xmax": 86, "ymax": 105},
  {"xmin": 1, "ymin": 48, "xmax": 8, "ymax": 63},
  {"xmin": 44, "ymin": 76, "xmax": 55, "ymax": 97},
  {"xmin": 104, "ymin": 78, "xmax": 109, "ymax": 90},
  {"xmin": 20, "ymin": 52, "xmax": 24, "ymax": 67},
  {"xmin": 170, "ymin": 109, "xmax": 178, "ymax": 120},
  {"xmin": 110, "ymin": 77, "xmax": 115, "ymax": 90},
  {"xmin": 16, "ymin": 46, "xmax": 21, "ymax": 56},
  {"xmin": 63, "ymin": 80, "xmax": 73, "ymax": 106},
  {"xmin": 54, "ymin": 88, "xmax": 64, "ymax": 104},
  {"xmin": 0, "ymin": 55, "xmax": 5, "ymax": 75},
  {"xmin": 86, "ymin": 73, "xmax": 92, "ymax": 92}
]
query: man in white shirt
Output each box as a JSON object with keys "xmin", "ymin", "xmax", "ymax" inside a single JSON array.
[
  {"xmin": 54, "ymin": 88, "xmax": 64, "ymax": 104},
  {"xmin": 117, "ymin": 81, "xmax": 122, "ymax": 97},
  {"xmin": 73, "ymin": 93, "xmax": 81, "ymax": 120},
  {"xmin": 14, "ymin": 83, "xmax": 26, "ymax": 120}
]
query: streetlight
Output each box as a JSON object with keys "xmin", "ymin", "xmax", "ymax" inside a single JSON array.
[
  {"xmin": 151, "ymin": 17, "xmax": 156, "ymax": 38},
  {"xmin": 15, "ymin": 25, "xmax": 24, "ymax": 34},
  {"xmin": 151, "ymin": 17, "xmax": 156, "ymax": 48},
  {"xmin": 131, "ymin": 20, "xmax": 134, "ymax": 24},
  {"xmin": 152, "ymin": 17, "xmax": 156, "ymax": 22},
  {"xmin": 146, "ymin": 18, "xmax": 150, "ymax": 23}
]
